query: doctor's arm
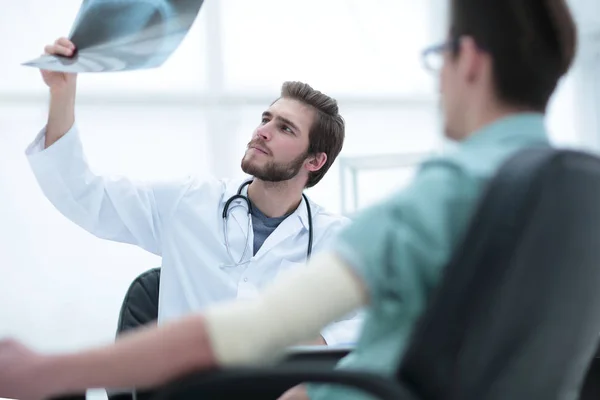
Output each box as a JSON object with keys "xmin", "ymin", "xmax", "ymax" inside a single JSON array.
[
  {"xmin": 0, "ymin": 252, "xmax": 367, "ymax": 400},
  {"xmin": 26, "ymin": 38, "xmax": 190, "ymax": 255},
  {"xmin": 42, "ymin": 38, "xmax": 77, "ymax": 149}
]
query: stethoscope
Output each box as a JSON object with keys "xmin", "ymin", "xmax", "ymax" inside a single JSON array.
[{"xmin": 222, "ymin": 180, "xmax": 313, "ymax": 266}]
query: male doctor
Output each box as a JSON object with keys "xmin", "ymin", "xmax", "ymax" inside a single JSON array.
[{"xmin": 23, "ymin": 38, "xmax": 361, "ymax": 346}]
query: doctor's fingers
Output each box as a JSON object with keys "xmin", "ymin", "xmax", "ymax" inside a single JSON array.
[
  {"xmin": 55, "ymin": 37, "xmax": 75, "ymax": 49},
  {"xmin": 44, "ymin": 38, "xmax": 76, "ymax": 57},
  {"xmin": 44, "ymin": 44, "xmax": 74, "ymax": 57}
]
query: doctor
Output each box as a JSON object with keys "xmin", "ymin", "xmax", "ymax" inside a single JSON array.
[{"xmin": 24, "ymin": 38, "xmax": 361, "ymax": 346}]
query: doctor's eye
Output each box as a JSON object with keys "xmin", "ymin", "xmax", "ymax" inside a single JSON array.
[
  {"xmin": 260, "ymin": 117, "xmax": 270, "ymax": 125},
  {"xmin": 281, "ymin": 125, "xmax": 293, "ymax": 134}
]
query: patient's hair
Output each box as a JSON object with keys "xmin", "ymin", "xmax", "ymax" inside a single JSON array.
[
  {"xmin": 277, "ymin": 81, "xmax": 345, "ymax": 188},
  {"xmin": 450, "ymin": 0, "xmax": 577, "ymax": 111}
]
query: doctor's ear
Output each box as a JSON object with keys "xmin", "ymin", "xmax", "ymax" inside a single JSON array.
[{"xmin": 305, "ymin": 152, "xmax": 327, "ymax": 172}]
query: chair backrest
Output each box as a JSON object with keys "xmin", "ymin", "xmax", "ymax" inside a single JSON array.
[
  {"xmin": 397, "ymin": 148, "xmax": 600, "ymax": 400},
  {"xmin": 116, "ymin": 267, "xmax": 161, "ymax": 335}
]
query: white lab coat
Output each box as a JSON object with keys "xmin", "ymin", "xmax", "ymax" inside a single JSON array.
[{"xmin": 25, "ymin": 125, "xmax": 363, "ymax": 345}]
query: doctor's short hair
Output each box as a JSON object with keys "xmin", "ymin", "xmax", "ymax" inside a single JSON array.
[
  {"xmin": 449, "ymin": 0, "xmax": 577, "ymax": 111},
  {"xmin": 279, "ymin": 81, "xmax": 345, "ymax": 188}
]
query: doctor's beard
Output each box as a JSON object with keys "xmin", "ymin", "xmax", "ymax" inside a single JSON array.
[{"xmin": 241, "ymin": 149, "xmax": 308, "ymax": 183}]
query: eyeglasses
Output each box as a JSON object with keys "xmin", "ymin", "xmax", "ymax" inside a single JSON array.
[{"xmin": 421, "ymin": 39, "xmax": 459, "ymax": 73}]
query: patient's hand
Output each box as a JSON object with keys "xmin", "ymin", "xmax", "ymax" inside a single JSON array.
[
  {"xmin": 0, "ymin": 338, "xmax": 50, "ymax": 400},
  {"xmin": 278, "ymin": 384, "xmax": 309, "ymax": 400}
]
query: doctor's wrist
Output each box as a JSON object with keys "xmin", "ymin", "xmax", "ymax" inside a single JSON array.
[{"xmin": 49, "ymin": 87, "xmax": 76, "ymax": 106}]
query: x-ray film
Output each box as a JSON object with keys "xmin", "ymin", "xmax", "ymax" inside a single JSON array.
[{"xmin": 22, "ymin": 0, "xmax": 204, "ymax": 73}]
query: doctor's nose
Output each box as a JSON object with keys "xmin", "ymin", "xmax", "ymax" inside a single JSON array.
[{"xmin": 256, "ymin": 124, "xmax": 273, "ymax": 141}]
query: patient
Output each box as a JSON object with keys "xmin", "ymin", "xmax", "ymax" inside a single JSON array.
[{"xmin": 0, "ymin": 1, "xmax": 577, "ymax": 399}]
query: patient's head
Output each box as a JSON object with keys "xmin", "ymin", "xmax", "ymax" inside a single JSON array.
[
  {"xmin": 241, "ymin": 81, "xmax": 345, "ymax": 188},
  {"xmin": 431, "ymin": 0, "xmax": 577, "ymax": 141}
]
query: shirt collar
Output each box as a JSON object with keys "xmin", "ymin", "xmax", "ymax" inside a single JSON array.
[
  {"xmin": 461, "ymin": 112, "xmax": 549, "ymax": 148},
  {"xmin": 221, "ymin": 178, "xmax": 312, "ymax": 230}
]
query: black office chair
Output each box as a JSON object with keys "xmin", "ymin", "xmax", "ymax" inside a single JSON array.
[
  {"xmin": 115, "ymin": 267, "xmax": 161, "ymax": 335},
  {"xmin": 137, "ymin": 147, "xmax": 600, "ymax": 400}
]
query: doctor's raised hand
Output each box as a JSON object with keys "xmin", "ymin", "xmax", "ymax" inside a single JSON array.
[{"xmin": 41, "ymin": 37, "xmax": 77, "ymax": 90}]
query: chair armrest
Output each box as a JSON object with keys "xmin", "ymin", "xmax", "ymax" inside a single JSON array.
[
  {"xmin": 149, "ymin": 365, "xmax": 416, "ymax": 400},
  {"xmin": 282, "ymin": 344, "xmax": 354, "ymax": 365}
]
